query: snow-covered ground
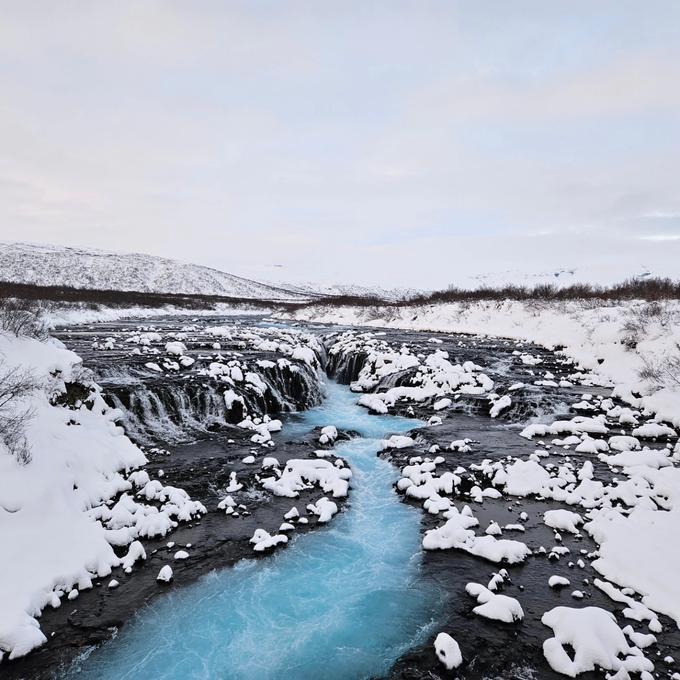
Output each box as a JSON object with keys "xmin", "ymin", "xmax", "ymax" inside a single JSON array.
[
  {"xmin": 0, "ymin": 330, "xmax": 209, "ymax": 660},
  {"xmin": 42, "ymin": 302, "xmax": 269, "ymax": 328},
  {"xmin": 5, "ymin": 297, "xmax": 680, "ymax": 675},
  {"xmin": 465, "ymin": 262, "xmax": 671, "ymax": 290},
  {"xmin": 263, "ymin": 279, "xmax": 419, "ymax": 302},
  {"xmin": 0, "ymin": 242, "xmax": 309, "ymax": 301},
  {"xmin": 281, "ymin": 299, "xmax": 680, "ymax": 427}
]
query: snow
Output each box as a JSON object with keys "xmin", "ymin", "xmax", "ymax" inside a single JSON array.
[
  {"xmin": 156, "ymin": 566, "xmax": 173, "ymax": 582},
  {"xmin": 319, "ymin": 425, "xmax": 338, "ymax": 445},
  {"xmin": 284, "ymin": 507, "xmax": 299, "ymax": 520},
  {"xmin": 549, "ymin": 575, "xmax": 571, "ymax": 588},
  {"xmin": 423, "ymin": 506, "xmax": 531, "ymax": 564},
  {"xmin": 541, "ymin": 606, "xmax": 653, "ymax": 677},
  {"xmin": 0, "ymin": 330, "xmax": 206, "ymax": 660},
  {"xmin": 121, "ymin": 541, "xmax": 147, "ymax": 572},
  {"xmin": 585, "ymin": 467, "xmax": 680, "ymax": 626},
  {"xmin": 280, "ymin": 298, "xmax": 680, "ymax": 428},
  {"xmin": 307, "ymin": 497, "xmax": 338, "ymax": 523},
  {"xmin": 261, "ymin": 459, "xmax": 352, "ymax": 499},
  {"xmin": 608, "ymin": 435, "xmax": 641, "ymax": 452},
  {"xmin": 434, "ymin": 632, "xmax": 462, "ymax": 670},
  {"xmin": 433, "ymin": 398, "xmax": 452, "ymax": 411},
  {"xmin": 380, "ymin": 435, "xmax": 415, "ymax": 450},
  {"xmin": 465, "ymin": 582, "xmax": 524, "ymax": 623},
  {"xmin": 0, "ymin": 241, "xmax": 309, "ymax": 301},
  {"xmin": 249, "ymin": 528, "xmax": 288, "ymax": 552},
  {"xmin": 357, "ymin": 394, "xmax": 388, "ymax": 414},
  {"xmin": 164, "ymin": 341, "xmax": 187, "ymax": 356},
  {"xmin": 494, "ymin": 459, "xmax": 553, "ymax": 497},
  {"xmin": 490, "ymin": 394, "xmax": 512, "ymax": 418},
  {"xmin": 544, "ymin": 510, "xmax": 583, "ymax": 534},
  {"xmin": 280, "ymin": 298, "xmax": 680, "ymax": 641},
  {"xmin": 632, "ymin": 423, "xmax": 677, "ymax": 439}
]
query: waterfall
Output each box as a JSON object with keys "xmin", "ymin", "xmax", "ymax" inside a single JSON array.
[{"xmin": 102, "ymin": 359, "xmax": 326, "ymax": 445}]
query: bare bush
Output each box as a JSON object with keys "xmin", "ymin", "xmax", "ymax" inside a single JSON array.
[
  {"xmin": 403, "ymin": 277, "xmax": 680, "ymax": 306},
  {"xmin": 639, "ymin": 344, "xmax": 680, "ymax": 390},
  {"xmin": 292, "ymin": 277, "xmax": 680, "ymax": 310},
  {"xmin": 0, "ymin": 297, "xmax": 48, "ymax": 339},
  {"xmin": 0, "ymin": 363, "xmax": 37, "ymax": 464}
]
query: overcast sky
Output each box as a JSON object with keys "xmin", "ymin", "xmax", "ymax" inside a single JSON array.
[{"xmin": 1, "ymin": 1, "xmax": 679, "ymax": 288}]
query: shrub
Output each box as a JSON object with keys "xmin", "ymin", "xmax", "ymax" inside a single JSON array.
[
  {"xmin": 0, "ymin": 363, "xmax": 37, "ymax": 464},
  {"xmin": 639, "ymin": 344, "xmax": 680, "ymax": 390},
  {"xmin": 0, "ymin": 298, "xmax": 48, "ymax": 339}
]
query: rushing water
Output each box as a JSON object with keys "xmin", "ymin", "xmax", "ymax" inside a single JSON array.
[{"xmin": 68, "ymin": 381, "xmax": 443, "ymax": 680}]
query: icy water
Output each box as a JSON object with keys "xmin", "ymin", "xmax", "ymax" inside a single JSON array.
[{"xmin": 68, "ymin": 382, "xmax": 443, "ymax": 680}]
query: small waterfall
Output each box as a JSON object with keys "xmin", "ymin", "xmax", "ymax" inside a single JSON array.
[
  {"xmin": 67, "ymin": 381, "xmax": 442, "ymax": 680},
  {"xmin": 326, "ymin": 349, "xmax": 367, "ymax": 384},
  {"xmin": 103, "ymin": 360, "xmax": 325, "ymax": 445},
  {"xmin": 374, "ymin": 367, "xmax": 419, "ymax": 391},
  {"xmin": 107, "ymin": 381, "xmax": 228, "ymax": 444}
]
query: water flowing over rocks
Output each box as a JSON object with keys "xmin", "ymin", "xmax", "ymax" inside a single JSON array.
[{"xmin": 55, "ymin": 317, "xmax": 326, "ymax": 444}]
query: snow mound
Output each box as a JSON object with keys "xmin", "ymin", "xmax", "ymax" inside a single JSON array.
[
  {"xmin": 466, "ymin": 583, "xmax": 524, "ymax": 623},
  {"xmin": 542, "ymin": 606, "xmax": 653, "ymax": 677},
  {"xmin": 434, "ymin": 632, "xmax": 463, "ymax": 670}
]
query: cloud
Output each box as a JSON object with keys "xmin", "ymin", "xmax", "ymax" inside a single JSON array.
[{"xmin": 0, "ymin": 2, "xmax": 678, "ymax": 287}]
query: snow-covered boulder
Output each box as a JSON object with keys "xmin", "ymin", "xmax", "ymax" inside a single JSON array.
[{"xmin": 434, "ymin": 632, "xmax": 462, "ymax": 670}]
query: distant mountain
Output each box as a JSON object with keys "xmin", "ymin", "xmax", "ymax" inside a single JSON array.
[
  {"xmin": 0, "ymin": 242, "xmax": 312, "ymax": 302},
  {"xmin": 465, "ymin": 264, "xmax": 657, "ymax": 290},
  {"xmin": 273, "ymin": 281, "xmax": 421, "ymax": 302}
]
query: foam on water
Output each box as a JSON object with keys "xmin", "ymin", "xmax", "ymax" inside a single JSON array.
[{"xmin": 68, "ymin": 382, "xmax": 443, "ymax": 680}]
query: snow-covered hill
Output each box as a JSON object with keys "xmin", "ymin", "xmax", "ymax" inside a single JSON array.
[
  {"xmin": 271, "ymin": 281, "xmax": 421, "ymax": 302},
  {"xmin": 0, "ymin": 243, "xmax": 312, "ymax": 302},
  {"xmin": 465, "ymin": 264, "xmax": 659, "ymax": 290}
]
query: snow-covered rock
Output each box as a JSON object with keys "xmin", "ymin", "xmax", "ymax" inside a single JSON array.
[
  {"xmin": 466, "ymin": 583, "xmax": 524, "ymax": 623},
  {"xmin": 542, "ymin": 606, "xmax": 652, "ymax": 677},
  {"xmin": 434, "ymin": 632, "xmax": 463, "ymax": 670},
  {"xmin": 156, "ymin": 565, "xmax": 173, "ymax": 582},
  {"xmin": 249, "ymin": 529, "xmax": 288, "ymax": 552}
]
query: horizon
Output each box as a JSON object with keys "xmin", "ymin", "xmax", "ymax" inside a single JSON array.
[{"xmin": 1, "ymin": 238, "xmax": 677, "ymax": 296}]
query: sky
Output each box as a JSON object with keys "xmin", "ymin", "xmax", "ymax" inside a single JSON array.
[{"xmin": 1, "ymin": 1, "xmax": 679, "ymax": 289}]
